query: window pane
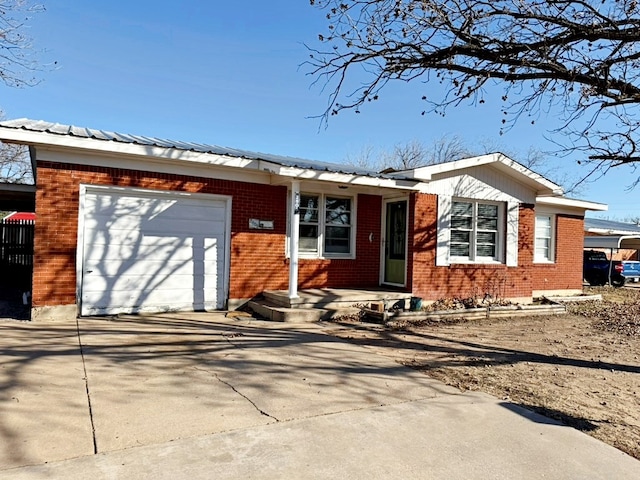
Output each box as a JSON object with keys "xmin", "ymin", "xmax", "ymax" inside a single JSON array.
[
  {"xmin": 325, "ymin": 226, "xmax": 351, "ymax": 253},
  {"xmin": 451, "ymin": 230, "xmax": 470, "ymax": 244},
  {"xmin": 477, "ymin": 243, "xmax": 496, "ymax": 257},
  {"xmin": 451, "ymin": 216, "xmax": 472, "ymax": 229},
  {"xmin": 477, "ymin": 231, "xmax": 496, "ymax": 257},
  {"xmin": 477, "ymin": 217, "xmax": 498, "ymax": 230},
  {"xmin": 451, "ymin": 201, "xmax": 472, "ymax": 258},
  {"xmin": 326, "ymin": 197, "xmax": 351, "ymax": 225},
  {"xmin": 477, "ymin": 231, "xmax": 496, "ymax": 244},
  {"xmin": 535, "ymin": 216, "xmax": 552, "ymax": 261},
  {"xmin": 452, "ymin": 202, "xmax": 472, "ymax": 216},
  {"xmin": 326, "ymin": 226, "xmax": 350, "ymax": 239},
  {"xmin": 478, "ymin": 204, "xmax": 498, "ymax": 217},
  {"xmin": 536, "ymin": 236, "xmax": 550, "ymax": 259},
  {"xmin": 451, "ymin": 230, "xmax": 470, "ymax": 257},
  {"xmin": 301, "ymin": 195, "xmax": 319, "ymax": 223},
  {"xmin": 299, "ymin": 224, "xmax": 318, "ymax": 252},
  {"xmin": 477, "ymin": 203, "xmax": 498, "ymax": 231},
  {"xmin": 451, "ymin": 243, "xmax": 470, "ymax": 256}
]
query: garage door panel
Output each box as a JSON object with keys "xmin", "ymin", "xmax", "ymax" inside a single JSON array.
[
  {"xmin": 82, "ymin": 274, "xmax": 219, "ymax": 298},
  {"xmin": 82, "ymin": 290, "xmax": 216, "ymax": 313},
  {"xmin": 86, "ymin": 197, "xmax": 227, "ymax": 223},
  {"xmin": 84, "ymin": 238, "xmax": 221, "ymax": 264},
  {"xmin": 84, "ymin": 218, "xmax": 227, "ymax": 239},
  {"xmin": 83, "ymin": 260, "xmax": 217, "ymax": 279},
  {"xmin": 81, "ymin": 189, "xmax": 228, "ymax": 316}
]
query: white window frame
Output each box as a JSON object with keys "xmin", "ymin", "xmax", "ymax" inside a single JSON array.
[
  {"xmin": 534, "ymin": 213, "xmax": 556, "ymax": 263},
  {"xmin": 287, "ymin": 191, "xmax": 357, "ymax": 260},
  {"xmin": 449, "ymin": 198, "xmax": 505, "ymax": 264}
]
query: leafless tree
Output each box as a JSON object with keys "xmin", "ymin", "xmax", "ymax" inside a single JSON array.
[
  {"xmin": 344, "ymin": 143, "xmax": 382, "ymax": 170},
  {"xmin": 307, "ymin": 0, "xmax": 640, "ymax": 177},
  {"xmin": 0, "ymin": 141, "xmax": 32, "ymax": 183},
  {"xmin": 0, "ymin": 1, "xmax": 45, "ymax": 184},
  {"xmin": 0, "ymin": 0, "xmax": 45, "ymax": 88},
  {"xmin": 346, "ymin": 134, "xmax": 471, "ymax": 171}
]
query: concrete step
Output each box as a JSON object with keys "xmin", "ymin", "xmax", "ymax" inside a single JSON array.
[
  {"xmin": 262, "ymin": 289, "xmax": 412, "ymax": 310},
  {"xmin": 247, "ymin": 298, "xmax": 365, "ymax": 323},
  {"xmin": 247, "ymin": 299, "xmax": 328, "ymax": 322}
]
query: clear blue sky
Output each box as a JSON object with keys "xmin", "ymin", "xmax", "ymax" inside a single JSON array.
[{"xmin": 2, "ymin": 1, "xmax": 638, "ymax": 220}]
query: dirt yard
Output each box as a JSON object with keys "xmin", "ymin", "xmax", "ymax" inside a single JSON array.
[{"xmin": 324, "ymin": 286, "xmax": 640, "ymax": 460}]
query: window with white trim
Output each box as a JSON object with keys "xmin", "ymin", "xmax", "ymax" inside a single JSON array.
[
  {"xmin": 296, "ymin": 193, "xmax": 354, "ymax": 257},
  {"xmin": 450, "ymin": 200, "xmax": 503, "ymax": 262},
  {"xmin": 534, "ymin": 214, "xmax": 555, "ymax": 262}
]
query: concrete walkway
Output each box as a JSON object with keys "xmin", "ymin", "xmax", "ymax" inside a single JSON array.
[{"xmin": 1, "ymin": 313, "xmax": 639, "ymax": 479}]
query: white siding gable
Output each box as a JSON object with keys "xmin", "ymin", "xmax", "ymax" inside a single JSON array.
[
  {"xmin": 418, "ymin": 164, "xmax": 537, "ymax": 204},
  {"xmin": 427, "ymin": 164, "xmax": 530, "ymax": 267}
]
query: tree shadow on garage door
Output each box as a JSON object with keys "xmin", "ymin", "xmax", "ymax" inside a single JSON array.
[{"xmin": 80, "ymin": 190, "xmax": 228, "ymax": 316}]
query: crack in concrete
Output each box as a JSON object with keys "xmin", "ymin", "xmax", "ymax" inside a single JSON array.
[
  {"xmin": 193, "ymin": 366, "xmax": 279, "ymax": 422},
  {"xmin": 75, "ymin": 318, "xmax": 98, "ymax": 454}
]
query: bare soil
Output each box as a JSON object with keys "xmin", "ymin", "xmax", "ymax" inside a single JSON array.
[{"xmin": 324, "ymin": 286, "xmax": 640, "ymax": 460}]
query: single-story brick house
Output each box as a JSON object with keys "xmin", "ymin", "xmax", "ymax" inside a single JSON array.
[{"xmin": 0, "ymin": 119, "xmax": 606, "ymax": 319}]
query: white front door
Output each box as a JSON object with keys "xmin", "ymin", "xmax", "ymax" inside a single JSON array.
[{"xmin": 79, "ymin": 186, "xmax": 230, "ymax": 316}]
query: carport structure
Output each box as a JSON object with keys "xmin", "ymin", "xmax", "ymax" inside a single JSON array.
[
  {"xmin": 584, "ymin": 235, "xmax": 640, "ymax": 286},
  {"xmin": 584, "ymin": 235, "xmax": 640, "ymax": 252}
]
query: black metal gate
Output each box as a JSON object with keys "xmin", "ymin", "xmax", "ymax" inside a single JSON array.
[
  {"xmin": 1, "ymin": 219, "xmax": 34, "ymax": 266},
  {"xmin": 1, "ymin": 218, "xmax": 34, "ymax": 292}
]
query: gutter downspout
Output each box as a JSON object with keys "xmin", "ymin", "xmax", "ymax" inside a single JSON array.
[{"xmin": 288, "ymin": 180, "xmax": 300, "ymax": 299}]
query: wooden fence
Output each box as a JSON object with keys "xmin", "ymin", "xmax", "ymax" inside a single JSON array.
[{"xmin": 1, "ymin": 219, "xmax": 35, "ymax": 267}]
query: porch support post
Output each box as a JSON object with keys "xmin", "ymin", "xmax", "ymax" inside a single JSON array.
[{"xmin": 288, "ymin": 180, "xmax": 300, "ymax": 299}]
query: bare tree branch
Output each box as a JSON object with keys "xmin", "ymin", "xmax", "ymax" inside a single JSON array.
[
  {"xmin": 307, "ymin": 0, "xmax": 640, "ymax": 178},
  {"xmin": 0, "ymin": 0, "xmax": 46, "ymax": 88},
  {"xmin": 0, "ymin": 140, "xmax": 33, "ymax": 183}
]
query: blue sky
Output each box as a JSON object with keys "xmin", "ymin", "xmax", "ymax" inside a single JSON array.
[{"xmin": 1, "ymin": 1, "xmax": 638, "ymax": 219}]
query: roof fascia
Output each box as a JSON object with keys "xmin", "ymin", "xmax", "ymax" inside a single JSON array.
[
  {"xmin": 402, "ymin": 152, "xmax": 563, "ymax": 195},
  {"xmin": 259, "ymin": 161, "xmax": 419, "ymax": 190},
  {"xmin": 536, "ymin": 195, "xmax": 608, "ymax": 212}
]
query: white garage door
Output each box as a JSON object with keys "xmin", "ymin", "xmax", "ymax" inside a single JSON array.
[{"xmin": 79, "ymin": 187, "xmax": 230, "ymax": 316}]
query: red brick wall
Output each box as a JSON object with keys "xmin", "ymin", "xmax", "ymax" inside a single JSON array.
[
  {"xmin": 530, "ymin": 214, "xmax": 585, "ymax": 292},
  {"xmin": 409, "ymin": 196, "xmax": 584, "ymax": 301},
  {"xmin": 33, "ymin": 162, "xmax": 383, "ymax": 307}
]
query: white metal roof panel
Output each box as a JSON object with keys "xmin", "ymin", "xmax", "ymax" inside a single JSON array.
[
  {"xmin": 0, "ymin": 118, "xmax": 402, "ymax": 180},
  {"xmin": 584, "ymin": 235, "xmax": 640, "ymax": 250},
  {"xmin": 585, "ymin": 218, "xmax": 640, "ymax": 235}
]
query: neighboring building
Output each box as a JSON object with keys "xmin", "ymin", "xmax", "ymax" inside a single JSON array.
[
  {"xmin": 585, "ymin": 218, "xmax": 640, "ymax": 261},
  {"xmin": 2, "ymin": 211, "xmax": 36, "ymax": 222},
  {"xmin": 0, "ymin": 119, "xmax": 606, "ymax": 319}
]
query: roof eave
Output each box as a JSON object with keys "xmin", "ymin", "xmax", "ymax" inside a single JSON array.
[
  {"xmin": 404, "ymin": 152, "xmax": 563, "ymax": 195},
  {"xmin": 536, "ymin": 195, "xmax": 608, "ymax": 211}
]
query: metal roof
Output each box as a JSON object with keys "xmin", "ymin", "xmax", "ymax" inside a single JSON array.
[
  {"xmin": 584, "ymin": 235, "xmax": 640, "ymax": 250},
  {"xmin": 585, "ymin": 217, "xmax": 640, "ymax": 235},
  {"xmin": 0, "ymin": 118, "xmax": 399, "ymax": 180}
]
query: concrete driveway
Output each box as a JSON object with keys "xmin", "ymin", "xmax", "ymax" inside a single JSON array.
[{"xmin": 1, "ymin": 313, "xmax": 639, "ymax": 479}]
